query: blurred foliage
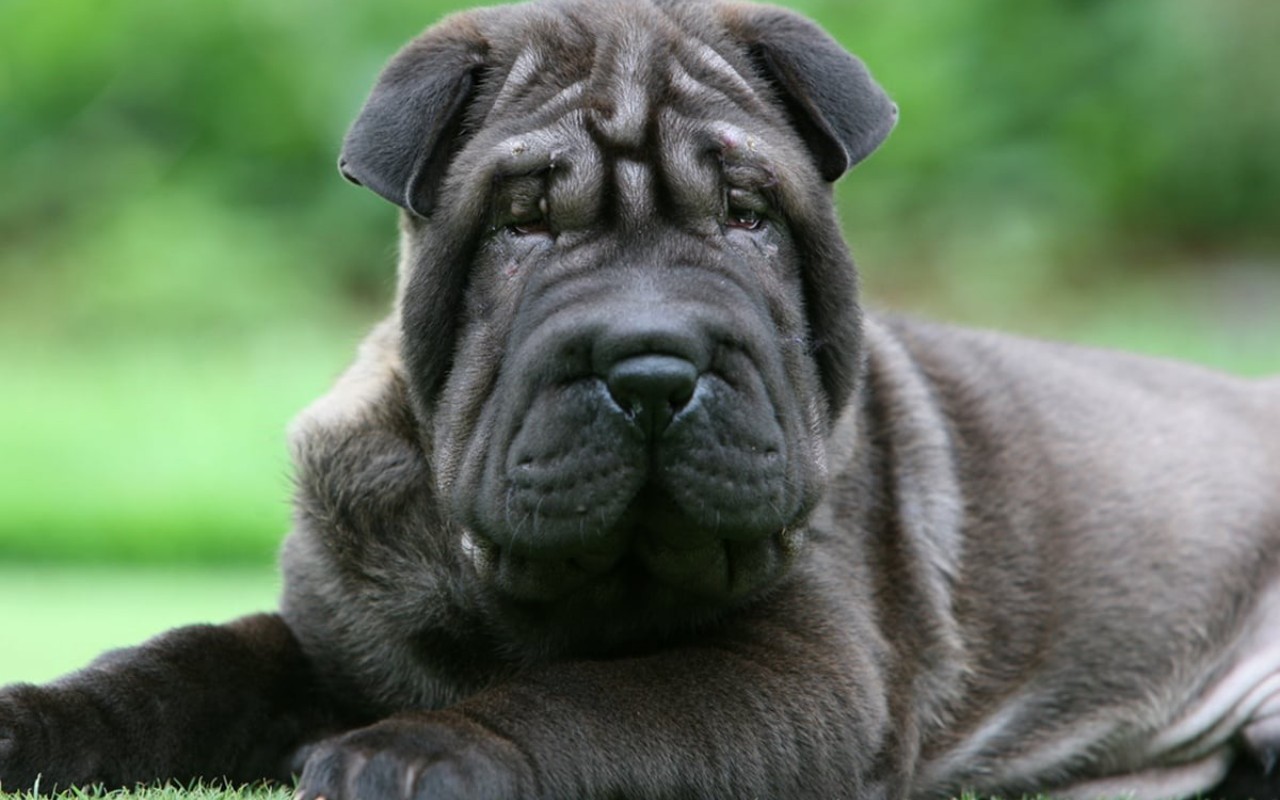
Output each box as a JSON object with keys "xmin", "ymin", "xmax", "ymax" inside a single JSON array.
[{"xmin": 1, "ymin": 0, "xmax": 1277, "ymax": 564}]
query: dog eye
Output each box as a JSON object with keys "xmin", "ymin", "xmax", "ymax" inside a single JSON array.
[
  {"xmin": 726, "ymin": 208, "xmax": 765, "ymax": 231},
  {"xmin": 505, "ymin": 195, "xmax": 552, "ymax": 237},
  {"xmin": 508, "ymin": 218, "xmax": 551, "ymax": 236}
]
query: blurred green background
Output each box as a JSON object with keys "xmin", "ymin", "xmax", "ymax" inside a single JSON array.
[{"xmin": 2, "ymin": 0, "xmax": 1278, "ymax": 682}]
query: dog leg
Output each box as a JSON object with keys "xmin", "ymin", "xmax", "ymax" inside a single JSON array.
[
  {"xmin": 0, "ymin": 613, "xmax": 339, "ymax": 793},
  {"xmin": 295, "ymin": 607, "xmax": 901, "ymax": 800},
  {"xmin": 1205, "ymin": 713, "xmax": 1280, "ymax": 800}
]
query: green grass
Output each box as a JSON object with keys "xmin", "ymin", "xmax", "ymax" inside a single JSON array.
[
  {"xmin": 0, "ymin": 786, "xmax": 290, "ymax": 800},
  {"xmin": 0, "ymin": 565, "xmax": 279, "ymax": 685},
  {"xmin": 0, "ymin": 322, "xmax": 366, "ymax": 565}
]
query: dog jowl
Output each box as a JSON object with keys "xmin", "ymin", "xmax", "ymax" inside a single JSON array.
[{"xmin": 4, "ymin": 1, "xmax": 1280, "ymax": 799}]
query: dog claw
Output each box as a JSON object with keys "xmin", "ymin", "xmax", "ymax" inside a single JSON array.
[{"xmin": 1259, "ymin": 748, "xmax": 1277, "ymax": 775}]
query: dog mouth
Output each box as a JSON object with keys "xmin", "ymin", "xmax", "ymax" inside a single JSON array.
[
  {"xmin": 459, "ymin": 517, "xmax": 806, "ymax": 604},
  {"xmin": 453, "ymin": 373, "xmax": 815, "ymax": 607},
  {"xmin": 450, "ymin": 315, "xmax": 821, "ymax": 611}
]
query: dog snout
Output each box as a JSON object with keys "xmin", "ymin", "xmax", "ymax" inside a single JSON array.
[
  {"xmin": 589, "ymin": 309, "xmax": 709, "ymax": 436},
  {"xmin": 605, "ymin": 354, "xmax": 699, "ymax": 436}
]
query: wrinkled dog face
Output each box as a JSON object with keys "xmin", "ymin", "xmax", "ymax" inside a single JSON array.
[{"xmin": 339, "ymin": 0, "xmax": 895, "ymax": 629}]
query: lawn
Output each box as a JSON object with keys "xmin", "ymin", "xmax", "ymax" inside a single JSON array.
[
  {"xmin": 0, "ymin": 787, "xmax": 290, "ymax": 800},
  {"xmin": 0, "ymin": 324, "xmax": 364, "ymax": 566},
  {"xmin": 0, "ymin": 565, "xmax": 279, "ymax": 686}
]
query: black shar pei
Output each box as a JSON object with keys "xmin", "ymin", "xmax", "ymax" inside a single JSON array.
[{"xmin": 3, "ymin": 1, "xmax": 1279, "ymax": 798}]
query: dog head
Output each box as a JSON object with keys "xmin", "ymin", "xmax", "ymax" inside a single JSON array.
[{"xmin": 339, "ymin": 0, "xmax": 895, "ymax": 634}]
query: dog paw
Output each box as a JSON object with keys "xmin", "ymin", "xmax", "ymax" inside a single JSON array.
[{"xmin": 296, "ymin": 715, "xmax": 535, "ymax": 800}]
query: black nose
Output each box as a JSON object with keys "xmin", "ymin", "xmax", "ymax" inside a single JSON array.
[{"xmin": 605, "ymin": 354, "xmax": 699, "ymax": 436}]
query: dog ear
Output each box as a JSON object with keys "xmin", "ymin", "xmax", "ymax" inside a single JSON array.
[
  {"xmin": 339, "ymin": 20, "xmax": 487, "ymax": 217},
  {"xmin": 726, "ymin": 6, "xmax": 897, "ymax": 181}
]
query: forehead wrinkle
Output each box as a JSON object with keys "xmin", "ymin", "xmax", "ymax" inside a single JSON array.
[
  {"xmin": 485, "ymin": 109, "xmax": 604, "ymax": 227},
  {"xmin": 488, "ymin": 109, "xmax": 595, "ymax": 178},
  {"xmin": 666, "ymin": 59, "xmax": 763, "ymax": 119},
  {"xmin": 676, "ymin": 42, "xmax": 764, "ymax": 113},
  {"xmin": 659, "ymin": 109, "xmax": 780, "ymax": 174},
  {"xmin": 531, "ymin": 80, "xmax": 589, "ymax": 124},
  {"xmin": 613, "ymin": 159, "xmax": 653, "ymax": 227},
  {"xmin": 586, "ymin": 22, "xmax": 657, "ymax": 150},
  {"xmin": 485, "ymin": 79, "xmax": 590, "ymax": 137},
  {"xmin": 490, "ymin": 46, "xmax": 544, "ymax": 118},
  {"xmin": 476, "ymin": 4, "xmax": 796, "ymax": 227},
  {"xmin": 653, "ymin": 108, "xmax": 721, "ymax": 234},
  {"xmin": 547, "ymin": 129, "xmax": 605, "ymax": 227}
]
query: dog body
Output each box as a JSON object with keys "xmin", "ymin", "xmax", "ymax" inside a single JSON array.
[
  {"xmin": 2, "ymin": 1, "xmax": 1278, "ymax": 798},
  {"xmin": 278, "ymin": 311, "xmax": 1280, "ymax": 800}
]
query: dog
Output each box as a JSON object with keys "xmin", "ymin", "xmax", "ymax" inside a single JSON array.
[{"xmin": 2, "ymin": 1, "xmax": 1278, "ymax": 798}]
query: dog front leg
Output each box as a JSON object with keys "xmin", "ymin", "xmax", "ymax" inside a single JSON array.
[
  {"xmin": 0, "ymin": 613, "xmax": 338, "ymax": 793},
  {"xmin": 296, "ymin": 617, "xmax": 903, "ymax": 800}
]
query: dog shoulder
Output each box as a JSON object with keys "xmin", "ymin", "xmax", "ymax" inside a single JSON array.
[{"xmin": 288, "ymin": 315, "xmax": 408, "ymax": 447}]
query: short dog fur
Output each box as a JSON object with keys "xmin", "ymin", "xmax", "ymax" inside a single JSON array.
[{"xmin": 3, "ymin": 1, "xmax": 1279, "ymax": 798}]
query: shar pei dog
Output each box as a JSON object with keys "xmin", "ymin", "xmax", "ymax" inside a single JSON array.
[{"xmin": 3, "ymin": 1, "xmax": 1279, "ymax": 798}]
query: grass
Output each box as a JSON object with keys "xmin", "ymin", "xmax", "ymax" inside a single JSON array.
[
  {"xmin": 0, "ymin": 786, "xmax": 290, "ymax": 800},
  {"xmin": 0, "ymin": 565, "xmax": 279, "ymax": 685},
  {"xmin": 0, "ymin": 321, "xmax": 366, "ymax": 565}
]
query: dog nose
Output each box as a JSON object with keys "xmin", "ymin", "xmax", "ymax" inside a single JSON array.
[{"xmin": 605, "ymin": 354, "xmax": 698, "ymax": 436}]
